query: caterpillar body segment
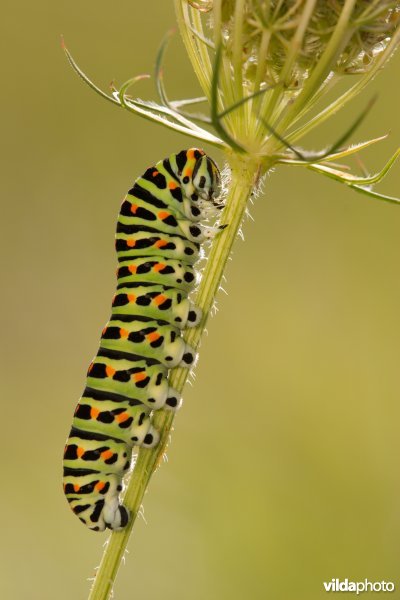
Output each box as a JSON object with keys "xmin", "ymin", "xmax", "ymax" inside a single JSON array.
[
  {"xmin": 115, "ymin": 233, "xmax": 201, "ymax": 264},
  {"xmin": 111, "ymin": 285, "xmax": 202, "ymax": 328},
  {"xmin": 116, "ymin": 258, "xmax": 198, "ymax": 292},
  {"xmin": 63, "ymin": 148, "xmax": 222, "ymax": 531},
  {"xmin": 101, "ymin": 319, "xmax": 196, "ymax": 367},
  {"xmin": 86, "ymin": 356, "xmax": 180, "ymax": 409},
  {"xmin": 72, "ymin": 393, "xmax": 159, "ymax": 446}
]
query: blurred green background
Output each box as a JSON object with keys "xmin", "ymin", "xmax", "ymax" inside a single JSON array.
[{"xmin": 2, "ymin": 2, "xmax": 400, "ymax": 599}]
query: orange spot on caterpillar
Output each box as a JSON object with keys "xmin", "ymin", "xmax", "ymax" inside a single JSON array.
[
  {"xmin": 74, "ymin": 484, "xmax": 80, "ymax": 492},
  {"xmin": 158, "ymin": 211, "xmax": 170, "ymax": 221},
  {"xmin": 106, "ymin": 365, "xmax": 116, "ymax": 377},
  {"xmin": 152, "ymin": 170, "xmax": 159, "ymax": 176},
  {"xmin": 168, "ymin": 181, "xmax": 178, "ymax": 190},
  {"xmin": 101, "ymin": 450, "xmax": 113, "ymax": 461},
  {"xmin": 119, "ymin": 328, "xmax": 129, "ymax": 338},
  {"xmin": 90, "ymin": 407, "xmax": 100, "ymax": 419},
  {"xmin": 77, "ymin": 447, "xmax": 85, "ymax": 458},
  {"xmin": 128, "ymin": 265, "xmax": 137, "ymax": 274},
  {"xmin": 126, "ymin": 239, "xmax": 136, "ymax": 247},
  {"xmin": 116, "ymin": 412, "xmax": 130, "ymax": 423},
  {"xmin": 147, "ymin": 332, "xmax": 160, "ymax": 342},
  {"xmin": 128, "ymin": 294, "xmax": 136, "ymax": 302},
  {"xmin": 133, "ymin": 372, "xmax": 147, "ymax": 382},
  {"xmin": 155, "ymin": 239, "xmax": 167, "ymax": 248},
  {"xmin": 154, "ymin": 294, "xmax": 167, "ymax": 306},
  {"xmin": 184, "ymin": 168, "xmax": 193, "ymax": 178},
  {"xmin": 153, "ymin": 263, "xmax": 166, "ymax": 272},
  {"xmin": 130, "ymin": 204, "xmax": 138, "ymax": 214},
  {"xmin": 95, "ymin": 481, "xmax": 106, "ymax": 492},
  {"xmin": 187, "ymin": 149, "xmax": 196, "ymax": 160},
  {"xmin": 102, "ymin": 326, "xmax": 107, "ymax": 336},
  {"xmin": 87, "ymin": 362, "xmax": 94, "ymax": 373}
]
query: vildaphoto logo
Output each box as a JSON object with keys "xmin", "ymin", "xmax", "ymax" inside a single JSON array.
[{"xmin": 323, "ymin": 579, "xmax": 395, "ymax": 594}]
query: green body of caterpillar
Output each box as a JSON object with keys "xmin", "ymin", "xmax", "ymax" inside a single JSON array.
[{"xmin": 63, "ymin": 148, "xmax": 222, "ymax": 531}]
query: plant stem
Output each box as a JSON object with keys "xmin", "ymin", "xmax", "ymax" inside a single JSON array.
[{"xmin": 87, "ymin": 154, "xmax": 262, "ymax": 600}]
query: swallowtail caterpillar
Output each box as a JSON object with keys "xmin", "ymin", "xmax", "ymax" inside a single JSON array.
[{"xmin": 63, "ymin": 148, "xmax": 223, "ymax": 531}]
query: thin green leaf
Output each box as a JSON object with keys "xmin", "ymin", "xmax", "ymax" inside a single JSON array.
[
  {"xmin": 218, "ymin": 85, "xmax": 274, "ymax": 119},
  {"xmin": 320, "ymin": 96, "xmax": 377, "ymax": 158},
  {"xmin": 174, "ymin": 110, "xmax": 211, "ymax": 124},
  {"xmin": 261, "ymin": 117, "xmax": 305, "ymax": 159},
  {"xmin": 155, "ymin": 29, "xmax": 176, "ymax": 108},
  {"xmin": 210, "ymin": 44, "xmax": 246, "ymax": 153},
  {"xmin": 293, "ymin": 96, "xmax": 378, "ymax": 162},
  {"xmin": 61, "ymin": 38, "xmax": 119, "ymax": 106},
  {"xmin": 170, "ymin": 96, "xmax": 211, "ymax": 123},
  {"xmin": 277, "ymin": 135, "xmax": 388, "ymax": 165},
  {"xmin": 307, "ymin": 148, "xmax": 400, "ymax": 186},
  {"xmin": 267, "ymin": 96, "xmax": 378, "ymax": 164},
  {"xmin": 62, "ymin": 37, "xmax": 220, "ymax": 145},
  {"xmin": 117, "ymin": 78, "xmax": 224, "ymax": 146},
  {"xmin": 319, "ymin": 162, "xmax": 351, "ymax": 171},
  {"xmin": 155, "ymin": 33, "xmax": 211, "ymax": 125},
  {"xmin": 316, "ymin": 135, "xmax": 389, "ymax": 162},
  {"xmin": 171, "ymin": 96, "xmax": 208, "ymax": 108},
  {"xmin": 187, "ymin": 22, "xmax": 215, "ymax": 49},
  {"xmin": 292, "ymin": 148, "xmax": 400, "ymax": 206},
  {"xmin": 348, "ymin": 185, "xmax": 400, "ymax": 205},
  {"xmin": 154, "ymin": 32, "xmax": 214, "ymax": 128},
  {"xmin": 121, "ymin": 93, "xmax": 219, "ymax": 138}
]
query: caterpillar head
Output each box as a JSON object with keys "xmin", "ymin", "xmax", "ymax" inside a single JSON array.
[
  {"xmin": 176, "ymin": 148, "xmax": 221, "ymax": 205},
  {"xmin": 192, "ymin": 153, "xmax": 222, "ymax": 204}
]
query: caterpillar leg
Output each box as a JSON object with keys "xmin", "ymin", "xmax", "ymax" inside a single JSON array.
[
  {"xmin": 202, "ymin": 223, "xmax": 228, "ymax": 239},
  {"xmin": 186, "ymin": 303, "xmax": 202, "ymax": 327},
  {"xmin": 64, "ymin": 471, "xmax": 130, "ymax": 532},
  {"xmin": 130, "ymin": 415, "xmax": 160, "ymax": 447},
  {"xmin": 179, "ymin": 342, "xmax": 196, "ymax": 367},
  {"xmin": 179, "ymin": 222, "xmax": 227, "ymax": 243},
  {"xmin": 102, "ymin": 491, "xmax": 130, "ymax": 531},
  {"xmin": 165, "ymin": 387, "xmax": 182, "ymax": 411}
]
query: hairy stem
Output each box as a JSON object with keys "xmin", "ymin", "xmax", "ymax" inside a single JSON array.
[{"xmin": 87, "ymin": 154, "xmax": 262, "ymax": 600}]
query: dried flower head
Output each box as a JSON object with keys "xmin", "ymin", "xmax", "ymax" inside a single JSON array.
[
  {"xmin": 63, "ymin": 0, "xmax": 400, "ymax": 202},
  {"xmin": 218, "ymin": 1, "xmax": 400, "ymax": 84},
  {"xmin": 174, "ymin": 0, "xmax": 400, "ymax": 200}
]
